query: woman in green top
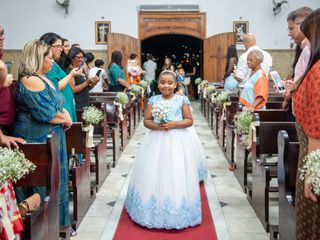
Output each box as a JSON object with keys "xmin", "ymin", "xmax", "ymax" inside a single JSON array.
[
  {"xmin": 108, "ymin": 51, "xmax": 131, "ymax": 92},
  {"xmin": 40, "ymin": 32, "xmax": 82, "ymax": 122}
]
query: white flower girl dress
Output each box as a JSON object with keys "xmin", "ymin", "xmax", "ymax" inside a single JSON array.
[{"xmin": 125, "ymin": 94, "xmax": 207, "ymax": 229}]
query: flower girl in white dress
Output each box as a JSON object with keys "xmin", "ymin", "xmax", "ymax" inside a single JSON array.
[{"xmin": 125, "ymin": 70, "xmax": 207, "ymax": 229}]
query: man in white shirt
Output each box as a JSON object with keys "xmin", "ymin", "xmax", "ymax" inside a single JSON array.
[
  {"xmin": 143, "ymin": 54, "xmax": 157, "ymax": 96},
  {"xmin": 234, "ymin": 33, "xmax": 273, "ymax": 84},
  {"xmin": 89, "ymin": 59, "xmax": 108, "ymax": 93}
]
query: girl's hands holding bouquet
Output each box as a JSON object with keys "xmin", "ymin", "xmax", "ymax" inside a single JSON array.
[{"xmin": 159, "ymin": 121, "xmax": 176, "ymax": 131}]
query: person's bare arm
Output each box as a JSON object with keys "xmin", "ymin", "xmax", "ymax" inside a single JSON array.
[
  {"xmin": 58, "ymin": 67, "xmax": 83, "ymax": 90},
  {"xmin": 0, "ymin": 130, "xmax": 26, "ymax": 149},
  {"xmin": 118, "ymin": 78, "xmax": 131, "ymax": 89},
  {"xmin": 0, "ymin": 60, "xmax": 7, "ymax": 87},
  {"xmin": 253, "ymin": 96, "xmax": 264, "ymax": 109}
]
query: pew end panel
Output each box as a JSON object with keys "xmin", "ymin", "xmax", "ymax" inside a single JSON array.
[{"xmin": 15, "ymin": 133, "xmax": 59, "ymax": 240}]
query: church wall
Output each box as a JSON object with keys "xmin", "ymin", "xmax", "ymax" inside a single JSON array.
[
  {"xmin": 0, "ymin": 0, "xmax": 318, "ymax": 49},
  {"xmin": 0, "ymin": 0, "xmax": 316, "ymax": 78}
]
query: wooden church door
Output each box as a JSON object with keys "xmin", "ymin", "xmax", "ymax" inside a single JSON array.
[
  {"xmin": 203, "ymin": 32, "xmax": 235, "ymax": 82},
  {"xmin": 107, "ymin": 33, "xmax": 140, "ymax": 71}
]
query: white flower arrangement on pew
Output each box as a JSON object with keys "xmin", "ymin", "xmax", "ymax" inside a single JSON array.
[
  {"xmin": 195, "ymin": 77, "xmax": 202, "ymax": 85},
  {"xmin": 130, "ymin": 85, "xmax": 144, "ymax": 101},
  {"xmin": 114, "ymin": 92, "xmax": 129, "ymax": 121},
  {"xmin": 215, "ymin": 91, "xmax": 230, "ymax": 106},
  {"xmin": 151, "ymin": 102, "xmax": 171, "ymax": 123},
  {"xmin": 234, "ymin": 110, "xmax": 255, "ymax": 136},
  {"xmin": 0, "ymin": 147, "xmax": 36, "ymax": 185},
  {"xmin": 82, "ymin": 105, "xmax": 104, "ymax": 126},
  {"xmin": 206, "ymin": 86, "xmax": 216, "ymax": 95},
  {"xmin": 299, "ymin": 149, "xmax": 320, "ymax": 196},
  {"xmin": 139, "ymin": 80, "xmax": 149, "ymax": 89},
  {"xmin": 82, "ymin": 105, "xmax": 104, "ymax": 148}
]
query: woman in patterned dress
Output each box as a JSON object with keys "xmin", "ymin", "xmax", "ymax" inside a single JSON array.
[{"xmin": 292, "ymin": 9, "xmax": 320, "ymax": 240}]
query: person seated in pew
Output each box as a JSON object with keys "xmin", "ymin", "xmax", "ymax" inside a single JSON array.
[
  {"xmin": 65, "ymin": 47, "xmax": 99, "ymax": 109},
  {"xmin": 108, "ymin": 51, "xmax": 131, "ymax": 92},
  {"xmin": 292, "ymin": 9, "xmax": 320, "ymax": 240},
  {"xmin": 11, "ymin": 40, "xmax": 76, "ymax": 236},
  {"xmin": 40, "ymin": 32, "xmax": 83, "ymax": 122},
  {"xmin": 239, "ymin": 49, "xmax": 268, "ymax": 110}
]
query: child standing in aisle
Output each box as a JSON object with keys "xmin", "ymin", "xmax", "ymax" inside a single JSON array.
[{"xmin": 125, "ymin": 70, "xmax": 207, "ymax": 229}]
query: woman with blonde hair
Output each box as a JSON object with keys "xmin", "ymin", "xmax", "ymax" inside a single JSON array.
[{"xmin": 12, "ymin": 40, "xmax": 75, "ymax": 235}]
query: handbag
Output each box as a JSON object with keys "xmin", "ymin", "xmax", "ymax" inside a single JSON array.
[
  {"xmin": 18, "ymin": 193, "xmax": 41, "ymax": 218},
  {"xmin": 68, "ymin": 148, "xmax": 82, "ymax": 170}
]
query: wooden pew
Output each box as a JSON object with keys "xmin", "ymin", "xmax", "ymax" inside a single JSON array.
[
  {"xmin": 15, "ymin": 133, "xmax": 59, "ymax": 240},
  {"xmin": 277, "ymin": 130, "xmax": 299, "ymax": 240},
  {"xmin": 234, "ymin": 110, "xmax": 289, "ymax": 193},
  {"xmin": 250, "ymin": 115, "xmax": 296, "ymax": 232},
  {"xmin": 90, "ymin": 94, "xmax": 129, "ymax": 154},
  {"xmin": 76, "ymin": 107, "xmax": 111, "ymax": 191},
  {"xmin": 224, "ymin": 101, "xmax": 240, "ymax": 166},
  {"xmin": 65, "ymin": 123, "xmax": 94, "ymax": 229}
]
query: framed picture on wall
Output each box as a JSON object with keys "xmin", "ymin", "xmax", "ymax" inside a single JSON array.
[
  {"xmin": 233, "ymin": 21, "xmax": 249, "ymax": 43},
  {"xmin": 95, "ymin": 21, "xmax": 111, "ymax": 44}
]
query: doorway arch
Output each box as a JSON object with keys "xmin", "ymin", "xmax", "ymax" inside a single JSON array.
[{"xmin": 141, "ymin": 34, "xmax": 202, "ymax": 97}]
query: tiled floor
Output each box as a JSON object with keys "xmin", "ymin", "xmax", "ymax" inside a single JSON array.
[{"xmin": 73, "ymin": 101, "xmax": 269, "ymax": 240}]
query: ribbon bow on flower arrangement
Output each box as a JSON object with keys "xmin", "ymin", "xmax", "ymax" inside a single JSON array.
[{"xmin": 151, "ymin": 102, "xmax": 171, "ymax": 123}]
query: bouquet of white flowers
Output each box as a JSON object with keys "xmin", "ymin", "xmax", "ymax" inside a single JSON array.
[
  {"xmin": 115, "ymin": 92, "xmax": 129, "ymax": 106},
  {"xmin": 234, "ymin": 110, "xmax": 255, "ymax": 135},
  {"xmin": 299, "ymin": 149, "xmax": 320, "ymax": 196},
  {"xmin": 82, "ymin": 105, "xmax": 104, "ymax": 125},
  {"xmin": 151, "ymin": 102, "xmax": 171, "ymax": 123},
  {"xmin": 0, "ymin": 147, "xmax": 36, "ymax": 184}
]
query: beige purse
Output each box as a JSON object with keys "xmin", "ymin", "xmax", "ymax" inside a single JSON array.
[{"xmin": 18, "ymin": 193, "xmax": 41, "ymax": 218}]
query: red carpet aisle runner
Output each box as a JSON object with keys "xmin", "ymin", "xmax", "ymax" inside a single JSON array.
[{"xmin": 113, "ymin": 183, "xmax": 218, "ymax": 240}]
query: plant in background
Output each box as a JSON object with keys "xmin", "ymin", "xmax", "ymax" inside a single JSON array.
[
  {"xmin": 0, "ymin": 147, "xmax": 36, "ymax": 185},
  {"xmin": 82, "ymin": 105, "xmax": 104, "ymax": 126},
  {"xmin": 299, "ymin": 149, "xmax": 320, "ymax": 196},
  {"xmin": 151, "ymin": 102, "xmax": 171, "ymax": 123},
  {"xmin": 234, "ymin": 110, "xmax": 255, "ymax": 135}
]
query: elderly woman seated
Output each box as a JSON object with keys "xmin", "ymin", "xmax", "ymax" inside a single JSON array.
[{"xmin": 239, "ymin": 49, "xmax": 268, "ymax": 110}]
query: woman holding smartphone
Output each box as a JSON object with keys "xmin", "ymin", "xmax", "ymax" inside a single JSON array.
[
  {"xmin": 65, "ymin": 47, "xmax": 99, "ymax": 109},
  {"xmin": 40, "ymin": 32, "xmax": 82, "ymax": 122}
]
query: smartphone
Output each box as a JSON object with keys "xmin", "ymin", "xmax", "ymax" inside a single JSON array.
[
  {"xmin": 95, "ymin": 69, "xmax": 102, "ymax": 77},
  {"xmin": 270, "ymin": 71, "xmax": 286, "ymax": 93},
  {"xmin": 78, "ymin": 57, "xmax": 87, "ymax": 70}
]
